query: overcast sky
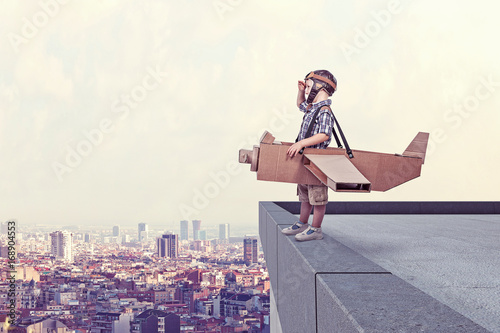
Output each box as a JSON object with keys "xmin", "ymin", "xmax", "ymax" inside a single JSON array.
[{"xmin": 2, "ymin": 0, "xmax": 500, "ymax": 230}]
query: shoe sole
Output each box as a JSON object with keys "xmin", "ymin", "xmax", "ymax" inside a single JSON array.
[
  {"xmin": 281, "ymin": 229, "xmax": 306, "ymax": 235},
  {"xmin": 295, "ymin": 235, "xmax": 323, "ymax": 241},
  {"xmin": 281, "ymin": 226, "xmax": 309, "ymax": 235}
]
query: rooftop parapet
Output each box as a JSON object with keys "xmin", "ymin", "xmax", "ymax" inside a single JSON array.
[{"xmin": 260, "ymin": 201, "xmax": 497, "ymax": 332}]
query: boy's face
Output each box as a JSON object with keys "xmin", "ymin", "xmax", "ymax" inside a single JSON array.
[{"xmin": 305, "ymin": 79, "xmax": 314, "ymax": 100}]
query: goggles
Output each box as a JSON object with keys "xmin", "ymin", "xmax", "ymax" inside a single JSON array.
[{"xmin": 305, "ymin": 71, "xmax": 337, "ymax": 91}]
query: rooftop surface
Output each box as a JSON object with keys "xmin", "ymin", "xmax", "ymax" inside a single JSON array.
[
  {"xmin": 261, "ymin": 201, "xmax": 499, "ymax": 333},
  {"xmin": 316, "ymin": 213, "xmax": 499, "ymax": 333}
]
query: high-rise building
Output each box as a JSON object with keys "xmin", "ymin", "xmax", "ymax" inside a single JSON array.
[
  {"xmin": 138, "ymin": 223, "xmax": 148, "ymax": 242},
  {"xmin": 219, "ymin": 223, "xmax": 230, "ymax": 241},
  {"xmin": 192, "ymin": 220, "xmax": 201, "ymax": 241},
  {"xmin": 157, "ymin": 233, "xmax": 179, "ymax": 258},
  {"xmin": 50, "ymin": 231, "xmax": 73, "ymax": 262},
  {"xmin": 84, "ymin": 233, "xmax": 90, "ymax": 243},
  {"xmin": 1, "ymin": 221, "xmax": 9, "ymax": 234},
  {"xmin": 243, "ymin": 236, "xmax": 258, "ymax": 266},
  {"xmin": 122, "ymin": 234, "xmax": 130, "ymax": 243},
  {"xmin": 199, "ymin": 230, "xmax": 207, "ymax": 241},
  {"xmin": 0, "ymin": 246, "xmax": 10, "ymax": 258},
  {"xmin": 112, "ymin": 226, "xmax": 120, "ymax": 237},
  {"xmin": 180, "ymin": 220, "xmax": 189, "ymax": 241}
]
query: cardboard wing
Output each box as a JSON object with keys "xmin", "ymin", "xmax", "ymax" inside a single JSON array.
[
  {"xmin": 304, "ymin": 154, "xmax": 372, "ymax": 192},
  {"xmin": 239, "ymin": 131, "xmax": 429, "ymax": 192}
]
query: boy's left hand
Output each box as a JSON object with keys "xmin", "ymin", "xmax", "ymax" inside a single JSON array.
[{"xmin": 287, "ymin": 142, "xmax": 305, "ymax": 157}]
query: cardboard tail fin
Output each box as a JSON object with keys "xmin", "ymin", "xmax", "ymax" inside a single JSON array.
[{"xmin": 402, "ymin": 132, "xmax": 429, "ymax": 164}]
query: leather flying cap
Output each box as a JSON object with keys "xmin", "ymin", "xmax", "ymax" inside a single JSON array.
[
  {"xmin": 304, "ymin": 69, "xmax": 337, "ymax": 103},
  {"xmin": 305, "ymin": 71, "xmax": 337, "ymax": 91}
]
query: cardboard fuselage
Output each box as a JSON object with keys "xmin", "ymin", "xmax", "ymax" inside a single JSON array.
[{"xmin": 239, "ymin": 132, "xmax": 428, "ymax": 193}]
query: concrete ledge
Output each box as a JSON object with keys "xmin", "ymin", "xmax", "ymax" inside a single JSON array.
[
  {"xmin": 273, "ymin": 201, "xmax": 500, "ymax": 215},
  {"xmin": 260, "ymin": 201, "xmax": 493, "ymax": 333}
]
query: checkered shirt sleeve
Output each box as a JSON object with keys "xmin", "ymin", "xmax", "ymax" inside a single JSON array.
[{"xmin": 299, "ymin": 101, "xmax": 308, "ymax": 113}]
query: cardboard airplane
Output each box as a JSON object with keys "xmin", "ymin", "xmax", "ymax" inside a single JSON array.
[{"xmin": 239, "ymin": 131, "xmax": 429, "ymax": 192}]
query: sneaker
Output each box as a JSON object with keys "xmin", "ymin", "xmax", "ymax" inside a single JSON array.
[
  {"xmin": 281, "ymin": 221, "xmax": 309, "ymax": 235},
  {"xmin": 295, "ymin": 226, "xmax": 323, "ymax": 241}
]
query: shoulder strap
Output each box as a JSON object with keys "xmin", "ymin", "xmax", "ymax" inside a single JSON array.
[{"xmin": 320, "ymin": 105, "xmax": 354, "ymax": 159}]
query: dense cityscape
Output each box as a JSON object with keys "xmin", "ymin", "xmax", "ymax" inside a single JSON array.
[{"xmin": 0, "ymin": 220, "xmax": 270, "ymax": 332}]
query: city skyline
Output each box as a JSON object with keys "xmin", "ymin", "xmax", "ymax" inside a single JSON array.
[
  {"xmin": 4, "ymin": 222, "xmax": 256, "ymax": 250},
  {"xmin": 5, "ymin": 220, "xmax": 256, "ymax": 241}
]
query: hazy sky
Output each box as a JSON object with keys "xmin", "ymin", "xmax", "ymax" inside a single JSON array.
[{"xmin": 2, "ymin": 0, "xmax": 500, "ymax": 229}]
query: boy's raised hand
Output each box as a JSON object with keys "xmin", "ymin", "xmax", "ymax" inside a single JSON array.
[
  {"xmin": 297, "ymin": 80, "xmax": 306, "ymax": 107},
  {"xmin": 298, "ymin": 80, "xmax": 306, "ymax": 91}
]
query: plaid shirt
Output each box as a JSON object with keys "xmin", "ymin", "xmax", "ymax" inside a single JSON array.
[{"xmin": 297, "ymin": 99, "xmax": 333, "ymax": 149}]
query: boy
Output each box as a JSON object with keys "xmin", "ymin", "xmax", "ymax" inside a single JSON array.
[{"xmin": 282, "ymin": 70, "xmax": 337, "ymax": 241}]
